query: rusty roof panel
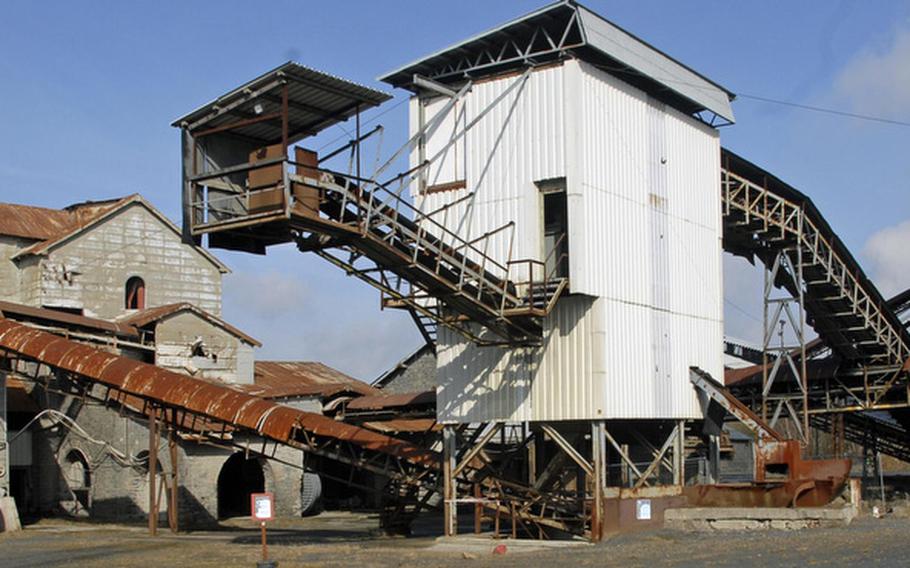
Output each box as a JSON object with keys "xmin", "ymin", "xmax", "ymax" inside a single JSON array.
[
  {"xmin": 346, "ymin": 390, "xmax": 436, "ymax": 411},
  {"xmin": 257, "ymin": 405, "xmax": 304, "ymax": 440},
  {"xmin": 246, "ymin": 361, "xmax": 379, "ymax": 399},
  {"xmin": 65, "ymin": 349, "xmax": 120, "ymax": 378},
  {"xmin": 0, "ymin": 202, "xmax": 78, "ymax": 240},
  {"xmin": 233, "ymin": 398, "xmax": 277, "ymax": 431},
  {"xmin": 96, "ymin": 358, "xmax": 145, "ymax": 389}
]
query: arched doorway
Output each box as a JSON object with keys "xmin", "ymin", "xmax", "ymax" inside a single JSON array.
[{"xmin": 217, "ymin": 453, "xmax": 265, "ymax": 518}]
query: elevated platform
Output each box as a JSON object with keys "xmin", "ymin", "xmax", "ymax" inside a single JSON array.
[{"xmin": 174, "ymin": 63, "xmax": 566, "ymax": 346}]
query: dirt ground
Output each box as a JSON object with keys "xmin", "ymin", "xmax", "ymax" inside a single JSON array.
[{"xmin": 2, "ymin": 510, "xmax": 910, "ymax": 568}]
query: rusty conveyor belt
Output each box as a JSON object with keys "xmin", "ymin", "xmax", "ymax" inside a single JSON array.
[{"xmin": 0, "ymin": 317, "xmax": 437, "ymax": 472}]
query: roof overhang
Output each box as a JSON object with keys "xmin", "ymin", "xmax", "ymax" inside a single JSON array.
[
  {"xmin": 379, "ymin": 0, "xmax": 734, "ymax": 125},
  {"xmin": 172, "ymin": 61, "xmax": 392, "ymax": 144}
]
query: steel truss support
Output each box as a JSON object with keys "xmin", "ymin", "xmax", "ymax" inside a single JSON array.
[{"xmin": 762, "ymin": 246, "xmax": 810, "ymax": 442}]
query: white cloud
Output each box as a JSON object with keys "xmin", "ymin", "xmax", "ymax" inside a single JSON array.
[
  {"xmin": 834, "ymin": 25, "xmax": 910, "ymax": 119},
  {"xmin": 863, "ymin": 219, "xmax": 910, "ymax": 298}
]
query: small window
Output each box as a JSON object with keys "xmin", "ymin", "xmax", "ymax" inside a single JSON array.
[{"xmin": 125, "ymin": 277, "xmax": 145, "ymax": 310}]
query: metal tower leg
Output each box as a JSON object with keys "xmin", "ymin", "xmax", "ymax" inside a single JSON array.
[{"xmin": 762, "ymin": 245, "xmax": 810, "ymax": 442}]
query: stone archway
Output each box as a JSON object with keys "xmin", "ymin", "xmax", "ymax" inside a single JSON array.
[{"xmin": 217, "ymin": 452, "xmax": 265, "ymax": 519}]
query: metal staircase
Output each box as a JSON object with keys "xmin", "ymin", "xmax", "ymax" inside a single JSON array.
[{"xmin": 220, "ymin": 163, "xmax": 570, "ymax": 346}]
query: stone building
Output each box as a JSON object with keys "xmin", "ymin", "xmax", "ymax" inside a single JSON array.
[{"xmin": 0, "ymin": 194, "xmax": 371, "ymax": 527}]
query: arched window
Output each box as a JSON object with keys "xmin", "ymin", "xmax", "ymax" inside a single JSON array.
[{"xmin": 125, "ymin": 276, "xmax": 145, "ymax": 310}]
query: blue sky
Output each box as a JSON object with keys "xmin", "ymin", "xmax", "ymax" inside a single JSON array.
[{"xmin": 2, "ymin": 1, "xmax": 908, "ymax": 379}]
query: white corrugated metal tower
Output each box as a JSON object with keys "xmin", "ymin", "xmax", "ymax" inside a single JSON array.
[{"xmin": 386, "ymin": 2, "xmax": 732, "ymax": 424}]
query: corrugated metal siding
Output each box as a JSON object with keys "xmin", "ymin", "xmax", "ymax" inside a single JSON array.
[
  {"xmin": 429, "ymin": 59, "xmax": 722, "ymax": 422},
  {"xmin": 531, "ymin": 295, "xmax": 606, "ymax": 421},
  {"xmin": 436, "ymin": 324, "xmax": 532, "ymax": 423},
  {"xmin": 575, "ymin": 60, "xmax": 722, "ymax": 419},
  {"xmin": 413, "ymin": 65, "xmax": 566, "ymax": 282}
]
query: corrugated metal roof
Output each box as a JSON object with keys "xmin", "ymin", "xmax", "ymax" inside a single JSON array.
[
  {"xmin": 0, "ymin": 202, "xmax": 104, "ymax": 241},
  {"xmin": 362, "ymin": 418, "xmax": 438, "ymax": 434},
  {"xmin": 172, "ymin": 61, "xmax": 392, "ymax": 143},
  {"xmin": 238, "ymin": 361, "xmax": 379, "ymax": 399},
  {"xmin": 346, "ymin": 390, "xmax": 436, "ymax": 411},
  {"xmin": 119, "ymin": 302, "xmax": 260, "ymax": 346},
  {"xmin": 0, "ymin": 300, "xmax": 140, "ymax": 339},
  {"xmin": 6, "ymin": 194, "xmax": 230, "ymax": 273},
  {"xmin": 380, "ymin": 0, "xmax": 734, "ymax": 123}
]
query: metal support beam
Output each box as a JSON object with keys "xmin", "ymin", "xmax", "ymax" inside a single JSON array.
[
  {"xmin": 443, "ymin": 425, "xmax": 457, "ymax": 537},
  {"xmin": 591, "ymin": 421, "xmax": 605, "ymax": 542},
  {"xmin": 168, "ymin": 421, "xmax": 179, "ymax": 533},
  {"xmin": 148, "ymin": 405, "xmax": 159, "ymax": 536}
]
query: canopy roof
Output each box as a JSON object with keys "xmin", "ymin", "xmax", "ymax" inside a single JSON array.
[
  {"xmin": 173, "ymin": 62, "xmax": 392, "ymax": 143},
  {"xmin": 380, "ymin": 1, "xmax": 735, "ymax": 123}
]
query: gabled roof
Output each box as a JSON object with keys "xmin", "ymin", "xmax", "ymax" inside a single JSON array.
[
  {"xmin": 119, "ymin": 302, "xmax": 260, "ymax": 347},
  {"xmin": 238, "ymin": 361, "xmax": 379, "ymax": 399},
  {"xmin": 380, "ymin": 0, "xmax": 734, "ymax": 123},
  {"xmin": 8, "ymin": 194, "xmax": 230, "ymax": 273}
]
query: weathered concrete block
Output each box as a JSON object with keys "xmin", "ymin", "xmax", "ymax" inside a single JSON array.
[{"xmin": 0, "ymin": 496, "xmax": 21, "ymax": 532}]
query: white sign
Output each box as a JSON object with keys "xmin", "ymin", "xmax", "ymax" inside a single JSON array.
[
  {"xmin": 635, "ymin": 499, "xmax": 651, "ymax": 520},
  {"xmin": 252, "ymin": 492, "xmax": 274, "ymax": 521}
]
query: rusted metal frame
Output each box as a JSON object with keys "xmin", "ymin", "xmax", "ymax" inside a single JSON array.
[
  {"xmin": 603, "ymin": 427, "xmax": 646, "ymax": 486},
  {"xmin": 309, "ymin": 248, "xmax": 492, "ymax": 344},
  {"xmin": 453, "ymin": 423, "xmax": 503, "ymax": 478},
  {"xmin": 167, "ymin": 408, "xmax": 179, "ymax": 533},
  {"xmin": 540, "ymin": 425, "xmax": 593, "ymax": 477},
  {"xmin": 632, "ymin": 425, "xmax": 678, "ymax": 490},
  {"xmin": 148, "ymin": 404, "xmax": 159, "ymax": 536},
  {"xmin": 629, "ymin": 430, "xmax": 673, "ymax": 474}
]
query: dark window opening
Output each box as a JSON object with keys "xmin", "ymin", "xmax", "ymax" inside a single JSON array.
[
  {"xmin": 764, "ymin": 463, "xmax": 789, "ymax": 480},
  {"xmin": 125, "ymin": 277, "xmax": 145, "ymax": 310}
]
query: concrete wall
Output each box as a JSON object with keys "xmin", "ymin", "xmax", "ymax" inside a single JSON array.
[
  {"xmin": 19, "ymin": 367, "xmax": 302, "ymax": 527},
  {"xmin": 0, "ymin": 236, "xmax": 33, "ymax": 303},
  {"xmin": 27, "ymin": 202, "xmax": 223, "ymax": 319},
  {"xmin": 154, "ymin": 311, "xmax": 254, "ymax": 384}
]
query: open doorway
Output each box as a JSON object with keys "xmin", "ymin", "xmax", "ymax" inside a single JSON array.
[
  {"xmin": 217, "ymin": 453, "xmax": 265, "ymax": 518},
  {"xmin": 538, "ymin": 178, "xmax": 569, "ymax": 279}
]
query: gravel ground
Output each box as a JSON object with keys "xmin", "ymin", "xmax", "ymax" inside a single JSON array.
[{"xmin": 2, "ymin": 511, "xmax": 909, "ymax": 568}]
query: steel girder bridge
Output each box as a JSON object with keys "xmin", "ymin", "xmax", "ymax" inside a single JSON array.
[{"xmin": 721, "ymin": 149, "xmax": 910, "ymax": 443}]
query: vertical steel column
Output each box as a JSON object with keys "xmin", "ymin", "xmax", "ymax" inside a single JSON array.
[
  {"xmin": 591, "ymin": 421, "xmax": 605, "ymax": 542},
  {"xmin": 442, "ymin": 425, "xmax": 457, "ymax": 537},
  {"xmin": 148, "ymin": 405, "xmax": 159, "ymax": 536}
]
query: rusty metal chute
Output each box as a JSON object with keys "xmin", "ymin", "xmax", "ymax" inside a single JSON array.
[{"xmin": 0, "ymin": 317, "xmax": 437, "ymax": 472}]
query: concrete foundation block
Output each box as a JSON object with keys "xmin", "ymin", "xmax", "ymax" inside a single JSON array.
[
  {"xmin": 0, "ymin": 496, "xmax": 21, "ymax": 532},
  {"xmin": 665, "ymin": 506, "xmax": 857, "ymax": 532}
]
